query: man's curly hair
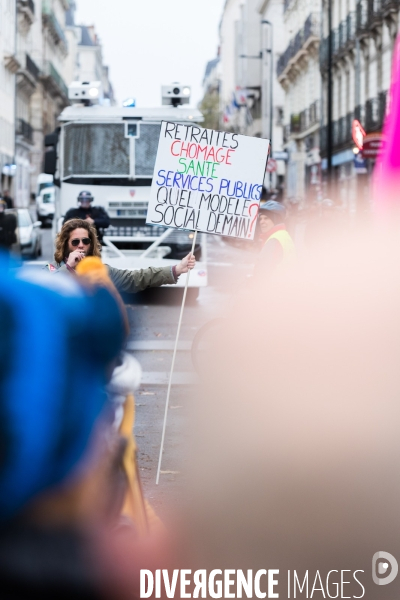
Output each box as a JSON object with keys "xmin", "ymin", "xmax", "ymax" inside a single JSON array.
[{"xmin": 54, "ymin": 219, "xmax": 101, "ymax": 264}]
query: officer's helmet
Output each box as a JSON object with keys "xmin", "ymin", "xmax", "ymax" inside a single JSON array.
[{"xmin": 77, "ymin": 191, "xmax": 94, "ymax": 204}]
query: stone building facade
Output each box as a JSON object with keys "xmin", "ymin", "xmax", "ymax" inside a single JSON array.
[{"xmin": 0, "ymin": 0, "xmax": 114, "ymax": 206}]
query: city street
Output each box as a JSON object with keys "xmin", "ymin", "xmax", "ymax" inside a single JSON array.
[
  {"xmin": 2, "ymin": 0, "xmax": 400, "ymax": 593},
  {"xmin": 33, "ymin": 223, "xmax": 256, "ymax": 522}
]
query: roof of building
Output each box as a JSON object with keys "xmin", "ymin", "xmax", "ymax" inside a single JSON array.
[
  {"xmin": 79, "ymin": 25, "xmax": 97, "ymax": 47},
  {"xmin": 65, "ymin": 0, "xmax": 76, "ymax": 27},
  {"xmin": 65, "ymin": 10, "xmax": 74, "ymax": 26},
  {"xmin": 203, "ymin": 57, "xmax": 219, "ymax": 85}
]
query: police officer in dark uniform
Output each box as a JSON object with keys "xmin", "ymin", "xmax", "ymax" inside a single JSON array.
[
  {"xmin": 0, "ymin": 200, "xmax": 17, "ymax": 251},
  {"xmin": 1, "ymin": 190, "xmax": 13, "ymax": 209},
  {"xmin": 63, "ymin": 191, "xmax": 110, "ymax": 241}
]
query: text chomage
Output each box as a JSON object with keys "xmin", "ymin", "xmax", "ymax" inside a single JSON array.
[{"xmin": 170, "ymin": 141, "xmax": 236, "ymax": 166}]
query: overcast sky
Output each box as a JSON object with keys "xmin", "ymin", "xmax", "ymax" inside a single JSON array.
[{"xmin": 74, "ymin": 0, "xmax": 225, "ymax": 108}]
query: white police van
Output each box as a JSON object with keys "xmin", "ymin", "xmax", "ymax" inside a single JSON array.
[{"xmin": 44, "ymin": 82, "xmax": 207, "ymax": 295}]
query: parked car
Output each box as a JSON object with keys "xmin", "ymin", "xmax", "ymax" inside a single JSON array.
[
  {"xmin": 36, "ymin": 173, "xmax": 54, "ymax": 197},
  {"xmin": 18, "ymin": 209, "xmax": 42, "ymax": 259},
  {"xmin": 36, "ymin": 186, "xmax": 55, "ymax": 226}
]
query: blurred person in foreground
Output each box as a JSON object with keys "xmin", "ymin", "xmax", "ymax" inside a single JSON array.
[
  {"xmin": 303, "ymin": 198, "xmax": 348, "ymax": 249},
  {"xmin": 0, "ymin": 252, "xmax": 131, "ymax": 597},
  {"xmin": 0, "ymin": 255, "xmax": 172, "ymax": 599},
  {"xmin": 47, "ymin": 218, "xmax": 195, "ymax": 294},
  {"xmin": 171, "ymin": 38, "xmax": 400, "ymax": 594},
  {"xmin": 151, "ymin": 225, "xmax": 400, "ymax": 600},
  {"xmin": 75, "ymin": 256, "xmax": 163, "ymax": 537}
]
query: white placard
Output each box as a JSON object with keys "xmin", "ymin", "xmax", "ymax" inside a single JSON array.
[{"xmin": 146, "ymin": 122, "xmax": 270, "ymax": 240}]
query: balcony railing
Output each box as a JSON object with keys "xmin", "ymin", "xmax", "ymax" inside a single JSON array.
[
  {"xmin": 17, "ymin": 52, "xmax": 40, "ymax": 80},
  {"xmin": 299, "ymin": 109, "xmax": 307, "ymax": 132},
  {"xmin": 369, "ymin": 0, "xmax": 383, "ymax": 20},
  {"xmin": 25, "ymin": 54, "xmax": 40, "ymax": 80},
  {"xmin": 333, "ymin": 113, "xmax": 353, "ymax": 146},
  {"xmin": 283, "ymin": 124, "xmax": 290, "ymax": 144},
  {"xmin": 290, "ymin": 113, "xmax": 301, "ymax": 133},
  {"xmin": 277, "ymin": 13, "xmax": 319, "ymax": 79},
  {"xmin": 381, "ymin": 0, "xmax": 400, "ymax": 8},
  {"xmin": 320, "ymin": 12, "xmax": 355, "ymax": 69},
  {"xmin": 338, "ymin": 13, "xmax": 356, "ymax": 49},
  {"xmin": 42, "ymin": 0, "xmax": 68, "ymax": 51},
  {"xmin": 17, "ymin": 118, "xmax": 33, "ymax": 143},
  {"xmin": 356, "ymin": 1, "xmax": 369, "ymax": 31},
  {"xmin": 355, "ymin": 0, "xmax": 399, "ymax": 33},
  {"xmin": 365, "ymin": 91, "xmax": 387, "ymax": 131},
  {"xmin": 309, "ymin": 100, "xmax": 319, "ymax": 127},
  {"xmin": 320, "ymin": 126, "xmax": 327, "ymax": 154},
  {"xmin": 288, "ymin": 101, "xmax": 320, "ymax": 138},
  {"xmin": 40, "ymin": 60, "xmax": 68, "ymax": 100},
  {"xmin": 354, "ymin": 105, "xmax": 365, "ymax": 123},
  {"xmin": 18, "ymin": 0, "xmax": 35, "ymax": 14},
  {"xmin": 320, "ymin": 93, "xmax": 387, "ymax": 154},
  {"xmin": 299, "ymin": 101, "xmax": 320, "ymax": 132},
  {"xmin": 320, "ymin": 113, "xmax": 353, "ymax": 154}
]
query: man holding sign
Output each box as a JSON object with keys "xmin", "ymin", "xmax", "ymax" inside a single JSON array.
[{"xmin": 147, "ymin": 122, "xmax": 270, "ymax": 241}]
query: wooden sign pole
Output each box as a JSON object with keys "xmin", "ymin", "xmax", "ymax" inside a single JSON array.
[{"xmin": 156, "ymin": 229, "xmax": 198, "ymax": 484}]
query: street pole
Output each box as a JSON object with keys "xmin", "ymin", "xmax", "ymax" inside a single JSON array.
[
  {"xmin": 262, "ymin": 20, "xmax": 274, "ymax": 191},
  {"xmin": 355, "ymin": 37, "xmax": 360, "ymax": 109},
  {"xmin": 241, "ymin": 19, "xmax": 273, "ymax": 156},
  {"xmin": 13, "ymin": 0, "xmax": 18, "ymax": 198},
  {"xmin": 327, "ymin": 0, "xmax": 333, "ymax": 195},
  {"xmin": 261, "ymin": 20, "xmax": 273, "ymax": 150}
]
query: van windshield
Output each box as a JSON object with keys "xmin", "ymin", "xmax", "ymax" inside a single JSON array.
[
  {"xmin": 63, "ymin": 122, "xmax": 161, "ymax": 179},
  {"xmin": 42, "ymin": 193, "xmax": 54, "ymax": 203},
  {"xmin": 39, "ymin": 182, "xmax": 53, "ymax": 193}
]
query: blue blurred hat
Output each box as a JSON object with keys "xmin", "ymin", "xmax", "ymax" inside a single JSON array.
[
  {"xmin": 259, "ymin": 200, "xmax": 286, "ymax": 218},
  {"xmin": 0, "ymin": 254, "xmax": 125, "ymax": 518}
]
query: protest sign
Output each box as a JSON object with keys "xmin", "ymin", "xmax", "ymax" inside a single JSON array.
[{"xmin": 146, "ymin": 122, "xmax": 270, "ymax": 240}]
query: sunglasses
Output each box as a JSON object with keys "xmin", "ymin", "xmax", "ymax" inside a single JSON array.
[{"xmin": 71, "ymin": 237, "xmax": 91, "ymax": 247}]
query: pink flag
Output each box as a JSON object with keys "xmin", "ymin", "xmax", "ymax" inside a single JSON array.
[{"xmin": 373, "ymin": 35, "xmax": 400, "ymax": 211}]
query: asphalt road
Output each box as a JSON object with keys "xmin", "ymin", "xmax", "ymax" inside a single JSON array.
[{"xmin": 31, "ymin": 223, "xmax": 256, "ymax": 523}]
